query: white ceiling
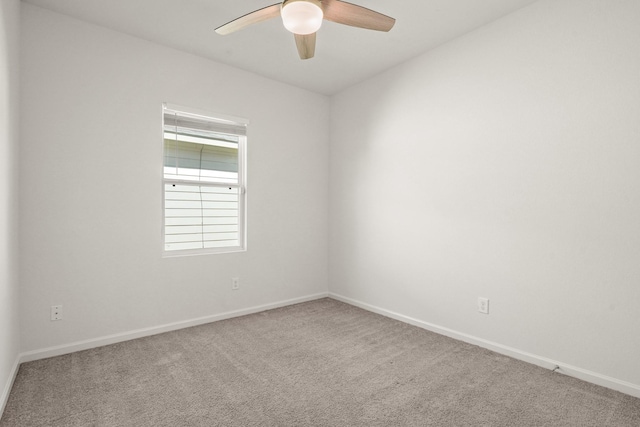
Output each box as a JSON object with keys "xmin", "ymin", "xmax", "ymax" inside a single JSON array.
[{"xmin": 22, "ymin": 0, "xmax": 539, "ymax": 95}]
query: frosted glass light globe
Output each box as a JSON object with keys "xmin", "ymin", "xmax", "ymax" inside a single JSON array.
[{"xmin": 281, "ymin": 1, "xmax": 323, "ymax": 35}]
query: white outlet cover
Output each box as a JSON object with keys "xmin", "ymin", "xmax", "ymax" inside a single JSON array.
[
  {"xmin": 51, "ymin": 305, "xmax": 63, "ymax": 321},
  {"xmin": 478, "ymin": 297, "xmax": 489, "ymax": 314}
]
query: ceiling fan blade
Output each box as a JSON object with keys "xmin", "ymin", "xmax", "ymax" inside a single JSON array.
[
  {"xmin": 294, "ymin": 33, "xmax": 316, "ymax": 60},
  {"xmin": 320, "ymin": 0, "xmax": 395, "ymax": 32},
  {"xmin": 215, "ymin": 3, "xmax": 282, "ymax": 35}
]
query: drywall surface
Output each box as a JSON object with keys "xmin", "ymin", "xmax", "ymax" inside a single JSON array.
[
  {"xmin": 0, "ymin": 0, "xmax": 20, "ymax": 411},
  {"xmin": 20, "ymin": 4, "xmax": 329, "ymax": 352},
  {"xmin": 330, "ymin": 0, "xmax": 640, "ymax": 386}
]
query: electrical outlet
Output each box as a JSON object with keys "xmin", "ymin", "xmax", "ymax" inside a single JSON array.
[
  {"xmin": 478, "ymin": 297, "xmax": 489, "ymax": 314},
  {"xmin": 51, "ymin": 305, "xmax": 63, "ymax": 321},
  {"xmin": 231, "ymin": 277, "xmax": 239, "ymax": 290}
]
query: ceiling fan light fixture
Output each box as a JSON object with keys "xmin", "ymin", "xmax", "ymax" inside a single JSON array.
[{"xmin": 281, "ymin": 0, "xmax": 323, "ymax": 35}]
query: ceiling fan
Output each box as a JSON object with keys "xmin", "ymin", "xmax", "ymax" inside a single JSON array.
[{"xmin": 215, "ymin": 0, "xmax": 395, "ymax": 60}]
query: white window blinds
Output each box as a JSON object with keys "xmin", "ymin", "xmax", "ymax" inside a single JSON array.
[{"xmin": 163, "ymin": 105, "xmax": 247, "ymax": 254}]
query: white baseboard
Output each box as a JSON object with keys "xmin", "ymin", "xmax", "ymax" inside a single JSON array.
[
  {"xmin": 329, "ymin": 292, "xmax": 640, "ymax": 399},
  {"xmin": 0, "ymin": 354, "xmax": 21, "ymax": 418},
  {"xmin": 20, "ymin": 292, "xmax": 329, "ymax": 364},
  {"xmin": 8, "ymin": 291, "xmax": 638, "ymax": 408}
]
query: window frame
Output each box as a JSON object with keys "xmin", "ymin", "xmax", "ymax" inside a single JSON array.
[{"xmin": 161, "ymin": 103, "xmax": 248, "ymax": 257}]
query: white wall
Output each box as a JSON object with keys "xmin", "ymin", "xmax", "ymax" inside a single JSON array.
[
  {"xmin": 15, "ymin": 0, "xmax": 640, "ymax": 400},
  {"xmin": 0, "ymin": 0, "xmax": 20, "ymax": 412},
  {"xmin": 19, "ymin": 4, "xmax": 329, "ymax": 352},
  {"xmin": 330, "ymin": 0, "xmax": 640, "ymax": 390}
]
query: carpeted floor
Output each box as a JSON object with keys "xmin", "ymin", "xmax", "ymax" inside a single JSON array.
[{"xmin": 1, "ymin": 298, "xmax": 639, "ymax": 426}]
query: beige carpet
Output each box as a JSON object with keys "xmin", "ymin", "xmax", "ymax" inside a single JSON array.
[{"xmin": 1, "ymin": 298, "xmax": 639, "ymax": 426}]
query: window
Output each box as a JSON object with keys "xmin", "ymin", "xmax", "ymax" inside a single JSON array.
[{"xmin": 162, "ymin": 104, "xmax": 247, "ymax": 255}]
